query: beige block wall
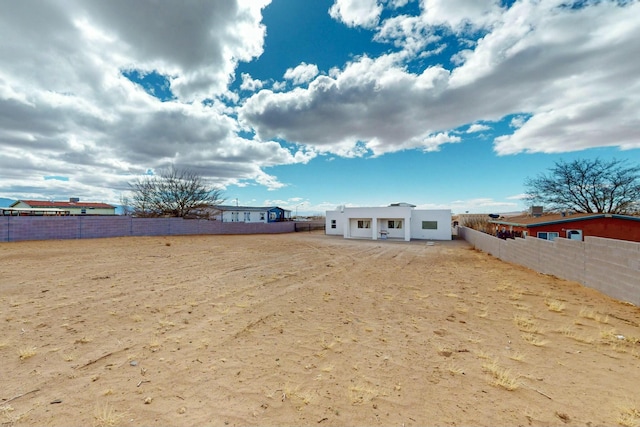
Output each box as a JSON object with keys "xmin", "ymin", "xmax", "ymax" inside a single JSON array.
[{"xmin": 458, "ymin": 227, "xmax": 639, "ymax": 306}]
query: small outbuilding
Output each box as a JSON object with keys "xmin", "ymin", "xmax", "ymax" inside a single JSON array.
[{"xmin": 326, "ymin": 203, "xmax": 451, "ymax": 241}]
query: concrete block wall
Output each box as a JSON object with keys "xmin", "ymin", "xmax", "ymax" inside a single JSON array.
[
  {"xmin": 584, "ymin": 237, "xmax": 640, "ymax": 305},
  {"xmin": 458, "ymin": 226, "xmax": 639, "ymax": 306},
  {"xmin": 0, "ymin": 216, "xmax": 295, "ymax": 242}
]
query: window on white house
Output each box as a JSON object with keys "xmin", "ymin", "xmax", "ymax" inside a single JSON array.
[
  {"xmin": 357, "ymin": 220, "xmax": 371, "ymax": 229},
  {"xmin": 331, "ymin": 220, "xmax": 336, "ymax": 229},
  {"xmin": 537, "ymin": 232, "xmax": 559, "ymax": 241},
  {"xmin": 422, "ymin": 221, "xmax": 437, "ymax": 229},
  {"xmin": 244, "ymin": 212, "xmax": 251, "ymax": 221},
  {"xmin": 388, "ymin": 220, "xmax": 402, "ymax": 229},
  {"xmin": 81, "ymin": 208, "xmax": 86, "ymax": 214}
]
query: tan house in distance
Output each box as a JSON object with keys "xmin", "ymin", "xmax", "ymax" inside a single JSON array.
[{"xmin": 10, "ymin": 198, "xmax": 116, "ymax": 215}]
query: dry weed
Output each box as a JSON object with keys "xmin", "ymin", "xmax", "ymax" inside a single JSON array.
[
  {"xmin": 474, "ymin": 350, "xmax": 492, "ymax": 360},
  {"xmin": 521, "ymin": 333, "xmax": 547, "ymax": 347},
  {"xmin": 0, "ymin": 404, "xmax": 23, "ymax": 424},
  {"xmin": 545, "ymin": 299, "xmax": 566, "ymax": 313},
  {"xmin": 514, "ymin": 315, "xmax": 545, "ymax": 334},
  {"xmin": 616, "ymin": 403, "xmax": 640, "ymax": 427},
  {"xmin": 455, "ymin": 303, "xmax": 469, "ymax": 313},
  {"xmin": 476, "ymin": 308, "xmax": 489, "ymax": 318},
  {"xmin": 579, "ymin": 307, "xmax": 610, "ymax": 324},
  {"xmin": 509, "ymin": 290, "xmax": 523, "ymax": 300},
  {"xmin": 349, "ymin": 383, "xmax": 381, "ymax": 405},
  {"xmin": 93, "ymin": 403, "xmax": 123, "ymax": 427},
  {"xmin": 508, "ymin": 351, "xmax": 526, "ymax": 362},
  {"xmin": 482, "ymin": 360, "xmax": 519, "ymax": 391},
  {"xmin": 446, "ymin": 362, "xmax": 465, "ymax": 375},
  {"xmin": 17, "ymin": 346, "xmax": 37, "ymax": 360},
  {"xmin": 558, "ymin": 326, "xmax": 594, "ymax": 344}
]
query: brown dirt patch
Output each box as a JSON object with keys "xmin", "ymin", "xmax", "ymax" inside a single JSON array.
[{"xmin": 1, "ymin": 232, "xmax": 639, "ymax": 426}]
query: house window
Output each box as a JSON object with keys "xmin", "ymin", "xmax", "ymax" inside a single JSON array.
[
  {"xmin": 244, "ymin": 212, "xmax": 251, "ymax": 221},
  {"xmin": 422, "ymin": 221, "xmax": 437, "ymax": 230},
  {"xmin": 537, "ymin": 232, "xmax": 559, "ymax": 241},
  {"xmin": 331, "ymin": 220, "xmax": 336, "ymax": 229},
  {"xmin": 388, "ymin": 220, "xmax": 402, "ymax": 229},
  {"xmin": 260, "ymin": 213, "xmax": 265, "ymax": 221},
  {"xmin": 357, "ymin": 220, "xmax": 371, "ymax": 229},
  {"xmin": 269, "ymin": 212, "xmax": 276, "ymax": 220},
  {"xmin": 81, "ymin": 208, "xmax": 87, "ymax": 214}
]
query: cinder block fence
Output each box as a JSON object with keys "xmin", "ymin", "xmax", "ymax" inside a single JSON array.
[
  {"xmin": 458, "ymin": 226, "xmax": 640, "ymax": 306},
  {"xmin": 0, "ymin": 216, "xmax": 295, "ymax": 243}
]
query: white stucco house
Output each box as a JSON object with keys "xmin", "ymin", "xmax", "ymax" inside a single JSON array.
[{"xmin": 325, "ymin": 203, "xmax": 452, "ymax": 241}]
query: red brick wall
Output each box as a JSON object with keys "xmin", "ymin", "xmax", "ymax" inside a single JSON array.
[{"xmin": 528, "ymin": 217, "xmax": 640, "ymax": 242}]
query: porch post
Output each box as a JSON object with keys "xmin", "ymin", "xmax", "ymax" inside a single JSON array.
[{"xmin": 372, "ymin": 216, "xmax": 378, "ymax": 240}]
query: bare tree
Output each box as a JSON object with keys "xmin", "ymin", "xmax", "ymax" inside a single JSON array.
[
  {"xmin": 128, "ymin": 166, "xmax": 224, "ymax": 218},
  {"xmin": 525, "ymin": 158, "xmax": 640, "ymax": 214}
]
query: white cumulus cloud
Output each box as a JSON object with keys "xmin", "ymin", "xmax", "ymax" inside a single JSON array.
[{"xmin": 283, "ymin": 63, "xmax": 320, "ymax": 86}]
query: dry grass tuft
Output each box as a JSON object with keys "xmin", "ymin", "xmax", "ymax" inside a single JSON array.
[
  {"xmin": 349, "ymin": 383, "xmax": 381, "ymax": 405},
  {"xmin": 0, "ymin": 404, "xmax": 25, "ymax": 424},
  {"xmin": 446, "ymin": 362, "xmax": 465, "ymax": 375},
  {"xmin": 598, "ymin": 328, "xmax": 638, "ymax": 353},
  {"xmin": 521, "ymin": 333, "xmax": 547, "ymax": 347},
  {"xmin": 17, "ymin": 346, "xmax": 37, "ymax": 360},
  {"xmin": 558, "ymin": 326, "xmax": 594, "ymax": 344},
  {"xmin": 474, "ymin": 350, "xmax": 492, "ymax": 360},
  {"xmin": 74, "ymin": 336, "xmax": 93, "ymax": 344},
  {"xmin": 482, "ymin": 360, "xmax": 519, "ymax": 391},
  {"xmin": 545, "ymin": 299, "xmax": 566, "ymax": 313},
  {"xmin": 617, "ymin": 404, "xmax": 640, "ymax": 427},
  {"xmin": 476, "ymin": 308, "xmax": 489, "ymax": 318},
  {"xmin": 509, "ymin": 290, "xmax": 523, "ymax": 301},
  {"xmin": 514, "ymin": 314, "xmax": 545, "ymax": 334},
  {"xmin": 93, "ymin": 403, "xmax": 123, "ymax": 427},
  {"xmin": 508, "ymin": 351, "xmax": 526, "ymax": 362},
  {"xmin": 579, "ymin": 307, "xmax": 609, "ymax": 324},
  {"xmin": 455, "ymin": 303, "xmax": 469, "ymax": 314}
]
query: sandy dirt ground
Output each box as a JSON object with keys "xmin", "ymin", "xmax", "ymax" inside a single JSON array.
[{"xmin": 1, "ymin": 232, "xmax": 639, "ymax": 427}]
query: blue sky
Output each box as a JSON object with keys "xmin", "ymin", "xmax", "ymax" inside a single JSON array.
[{"xmin": 1, "ymin": 0, "xmax": 639, "ymax": 214}]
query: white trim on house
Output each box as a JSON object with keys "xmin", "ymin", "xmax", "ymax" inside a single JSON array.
[{"xmin": 326, "ymin": 205, "xmax": 451, "ymax": 241}]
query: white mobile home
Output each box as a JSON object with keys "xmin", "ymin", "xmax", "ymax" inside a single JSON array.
[
  {"xmin": 213, "ymin": 205, "xmax": 291, "ymax": 223},
  {"xmin": 326, "ymin": 203, "xmax": 451, "ymax": 241}
]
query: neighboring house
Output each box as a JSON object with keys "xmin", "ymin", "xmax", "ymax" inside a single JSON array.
[
  {"xmin": 10, "ymin": 198, "xmax": 116, "ymax": 216},
  {"xmin": 326, "ymin": 203, "xmax": 452, "ymax": 241},
  {"xmin": 489, "ymin": 212, "xmax": 640, "ymax": 243},
  {"xmin": 213, "ymin": 205, "xmax": 291, "ymax": 223}
]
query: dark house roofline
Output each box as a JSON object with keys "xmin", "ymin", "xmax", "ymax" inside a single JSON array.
[
  {"xmin": 12, "ymin": 199, "xmax": 115, "ymax": 209},
  {"xmin": 215, "ymin": 205, "xmax": 291, "ymax": 212}
]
